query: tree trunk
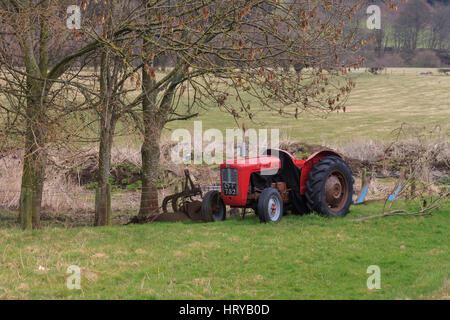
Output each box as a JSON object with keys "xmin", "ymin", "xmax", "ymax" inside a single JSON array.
[
  {"xmin": 136, "ymin": 10, "xmax": 163, "ymax": 221},
  {"xmin": 136, "ymin": 0, "xmax": 184, "ymax": 222},
  {"xmin": 137, "ymin": 83, "xmax": 179, "ymax": 221},
  {"xmin": 19, "ymin": 117, "xmax": 45, "ymax": 230},
  {"xmin": 18, "ymin": 1, "xmax": 49, "ymax": 230},
  {"xmin": 137, "ymin": 77, "xmax": 162, "ymax": 219},
  {"xmin": 138, "ymin": 125, "xmax": 162, "ymax": 220},
  {"xmin": 94, "ymin": 42, "xmax": 116, "ymax": 226},
  {"xmin": 94, "ymin": 121, "xmax": 115, "ymax": 226}
]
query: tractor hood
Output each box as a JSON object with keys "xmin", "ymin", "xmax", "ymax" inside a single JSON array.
[{"xmin": 221, "ymin": 155, "xmax": 280, "ymax": 171}]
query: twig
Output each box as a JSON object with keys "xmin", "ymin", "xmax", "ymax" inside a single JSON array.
[{"xmin": 353, "ymin": 192, "xmax": 449, "ymax": 221}]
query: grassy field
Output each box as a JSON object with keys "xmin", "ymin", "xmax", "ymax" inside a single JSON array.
[
  {"xmin": 164, "ymin": 68, "xmax": 450, "ymax": 145},
  {"xmin": 2, "ymin": 68, "xmax": 448, "ymax": 148},
  {"xmin": 0, "ymin": 200, "xmax": 448, "ymax": 300}
]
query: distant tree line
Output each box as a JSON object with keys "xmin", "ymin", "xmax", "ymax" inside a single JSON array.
[{"xmin": 363, "ymin": 0, "xmax": 450, "ymax": 67}]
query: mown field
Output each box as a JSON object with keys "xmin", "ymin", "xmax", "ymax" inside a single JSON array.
[
  {"xmin": 0, "ymin": 201, "xmax": 448, "ymax": 299},
  {"xmin": 164, "ymin": 68, "xmax": 450, "ymax": 145},
  {"xmin": 2, "ymin": 68, "xmax": 448, "ymax": 147}
]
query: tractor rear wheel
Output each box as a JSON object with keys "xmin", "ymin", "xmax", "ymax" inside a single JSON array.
[
  {"xmin": 305, "ymin": 156, "xmax": 354, "ymax": 217},
  {"xmin": 201, "ymin": 190, "xmax": 226, "ymax": 222},
  {"xmin": 257, "ymin": 188, "xmax": 284, "ymax": 222}
]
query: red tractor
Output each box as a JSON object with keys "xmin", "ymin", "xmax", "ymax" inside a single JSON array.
[{"xmin": 201, "ymin": 149, "xmax": 354, "ymax": 222}]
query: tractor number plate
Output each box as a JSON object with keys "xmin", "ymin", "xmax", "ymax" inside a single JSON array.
[{"xmin": 223, "ymin": 182, "xmax": 238, "ymax": 196}]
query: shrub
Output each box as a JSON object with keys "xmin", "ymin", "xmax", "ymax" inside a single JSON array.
[
  {"xmin": 411, "ymin": 50, "xmax": 441, "ymax": 68},
  {"xmin": 374, "ymin": 54, "xmax": 405, "ymax": 67}
]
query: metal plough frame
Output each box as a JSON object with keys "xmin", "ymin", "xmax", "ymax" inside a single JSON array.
[{"xmin": 161, "ymin": 169, "xmax": 203, "ymax": 215}]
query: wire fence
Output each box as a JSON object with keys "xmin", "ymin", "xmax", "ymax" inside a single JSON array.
[{"xmin": 0, "ymin": 185, "xmax": 221, "ymax": 215}]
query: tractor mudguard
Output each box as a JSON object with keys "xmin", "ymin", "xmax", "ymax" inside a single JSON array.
[{"xmin": 300, "ymin": 149, "xmax": 342, "ymax": 195}]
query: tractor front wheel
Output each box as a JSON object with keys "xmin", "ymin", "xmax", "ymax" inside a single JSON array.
[
  {"xmin": 201, "ymin": 190, "xmax": 226, "ymax": 222},
  {"xmin": 257, "ymin": 188, "xmax": 284, "ymax": 222},
  {"xmin": 305, "ymin": 156, "xmax": 354, "ymax": 217}
]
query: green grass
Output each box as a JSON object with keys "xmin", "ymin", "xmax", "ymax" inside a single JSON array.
[{"xmin": 1, "ymin": 200, "xmax": 448, "ymax": 299}]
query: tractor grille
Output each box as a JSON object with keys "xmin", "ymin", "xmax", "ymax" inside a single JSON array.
[{"xmin": 222, "ymin": 168, "xmax": 238, "ymax": 196}]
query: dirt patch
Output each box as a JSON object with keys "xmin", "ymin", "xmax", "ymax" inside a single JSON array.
[{"xmin": 152, "ymin": 211, "xmax": 192, "ymax": 222}]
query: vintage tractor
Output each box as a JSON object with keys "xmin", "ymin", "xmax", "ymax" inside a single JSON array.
[{"xmin": 201, "ymin": 149, "xmax": 354, "ymax": 222}]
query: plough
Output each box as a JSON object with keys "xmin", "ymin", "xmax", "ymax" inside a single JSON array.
[{"xmin": 161, "ymin": 169, "xmax": 203, "ymax": 220}]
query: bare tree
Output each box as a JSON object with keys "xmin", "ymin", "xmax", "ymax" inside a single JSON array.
[
  {"xmin": 0, "ymin": 1, "xmax": 122, "ymax": 229},
  {"xmin": 87, "ymin": 1, "xmax": 141, "ymax": 226}
]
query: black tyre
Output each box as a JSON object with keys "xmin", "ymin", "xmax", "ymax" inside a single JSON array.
[
  {"xmin": 201, "ymin": 190, "xmax": 226, "ymax": 222},
  {"xmin": 257, "ymin": 188, "xmax": 283, "ymax": 222},
  {"xmin": 305, "ymin": 156, "xmax": 354, "ymax": 217}
]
